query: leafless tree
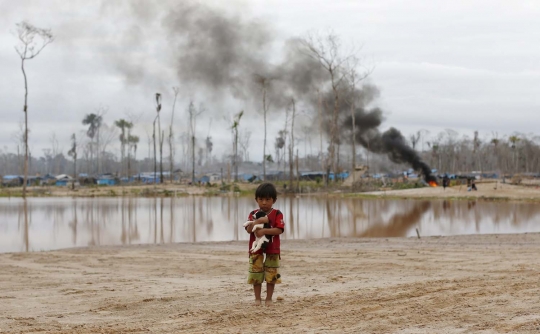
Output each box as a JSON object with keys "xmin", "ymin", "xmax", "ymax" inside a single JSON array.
[
  {"xmin": 128, "ymin": 134, "xmax": 139, "ymax": 176},
  {"xmin": 275, "ymin": 130, "xmax": 286, "ymax": 168},
  {"xmin": 409, "ymin": 132, "xmax": 421, "ymax": 150},
  {"xmin": 49, "ymin": 132, "xmax": 60, "ymax": 174},
  {"xmin": 231, "ymin": 110, "xmax": 244, "ymax": 182},
  {"xmin": 169, "ymin": 87, "xmax": 179, "ymax": 182},
  {"xmin": 114, "ymin": 119, "xmax": 132, "ymax": 177},
  {"xmin": 15, "ymin": 21, "xmax": 53, "ymax": 196},
  {"xmin": 508, "ymin": 134, "xmax": 521, "ymax": 173},
  {"xmin": 288, "ymin": 99, "xmax": 297, "ymax": 189},
  {"xmin": 188, "ymin": 101, "xmax": 203, "ymax": 183},
  {"xmin": 67, "ymin": 133, "xmax": 77, "ymax": 179},
  {"xmin": 345, "ymin": 58, "xmax": 372, "ymax": 183},
  {"xmin": 205, "ymin": 120, "xmax": 213, "ymax": 167},
  {"xmin": 125, "ymin": 111, "xmax": 142, "ymax": 178},
  {"xmin": 301, "ymin": 31, "xmax": 352, "ymax": 182},
  {"xmin": 153, "ymin": 93, "xmax": 162, "ymax": 184},
  {"xmin": 239, "ymin": 130, "xmax": 252, "ymax": 162},
  {"xmin": 254, "ymin": 75, "xmax": 272, "ymax": 181},
  {"xmin": 98, "ymin": 122, "xmax": 118, "ymax": 172}
]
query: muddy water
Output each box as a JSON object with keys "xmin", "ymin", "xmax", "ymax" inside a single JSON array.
[{"xmin": 1, "ymin": 196, "xmax": 539, "ymax": 253}]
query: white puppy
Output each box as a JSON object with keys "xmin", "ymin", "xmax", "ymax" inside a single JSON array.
[{"xmin": 243, "ymin": 219, "xmax": 270, "ymax": 253}]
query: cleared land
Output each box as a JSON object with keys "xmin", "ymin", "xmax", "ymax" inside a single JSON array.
[
  {"xmin": 3, "ymin": 179, "xmax": 540, "ymax": 202},
  {"xmin": 362, "ymin": 181, "xmax": 540, "ymax": 201},
  {"xmin": 1, "ymin": 234, "xmax": 540, "ymax": 333}
]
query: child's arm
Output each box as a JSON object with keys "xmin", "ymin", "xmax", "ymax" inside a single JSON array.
[
  {"xmin": 254, "ymin": 227, "xmax": 283, "ymax": 238},
  {"xmin": 245, "ymin": 216, "xmax": 269, "ymax": 234}
]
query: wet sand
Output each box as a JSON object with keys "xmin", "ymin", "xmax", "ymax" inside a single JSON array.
[
  {"xmin": 363, "ymin": 182, "xmax": 540, "ymax": 201},
  {"xmin": 2, "ymin": 234, "xmax": 540, "ymax": 333}
]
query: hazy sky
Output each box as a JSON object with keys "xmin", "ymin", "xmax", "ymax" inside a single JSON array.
[{"xmin": 1, "ymin": 0, "xmax": 539, "ymax": 162}]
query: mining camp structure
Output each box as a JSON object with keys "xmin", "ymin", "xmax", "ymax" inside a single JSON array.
[{"xmin": 342, "ymin": 165, "xmax": 369, "ymax": 187}]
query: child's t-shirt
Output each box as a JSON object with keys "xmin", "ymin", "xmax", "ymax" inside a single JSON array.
[{"xmin": 247, "ymin": 208, "xmax": 285, "ymax": 255}]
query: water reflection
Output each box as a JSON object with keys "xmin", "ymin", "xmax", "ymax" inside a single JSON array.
[{"xmin": 1, "ymin": 197, "xmax": 540, "ymax": 253}]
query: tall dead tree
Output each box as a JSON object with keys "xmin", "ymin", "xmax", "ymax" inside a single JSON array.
[
  {"xmin": 127, "ymin": 134, "xmax": 139, "ymax": 177},
  {"xmin": 114, "ymin": 119, "xmax": 132, "ymax": 177},
  {"xmin": 157, "ymin": 95, "xmax": 164, "ymax": 184},
  {"xmin": 15, "ymin": 21, "xmax": 53, "ymax": 196},
  {"xmin": 231, "ymin": 111, "xmax": 244, "ymax": 182},
  {"xmin": 301, "ymin": 32, "xmax": 351, "ymax": 183},
  {"xmin": 67, "ymin": 133, "xmax": 77, "ymax": 179},
  {"xmin": 254, "ymin": 75, "xmax": 271, "ymax": 181},
  {"xmin": 509, "ymin": 135, "xmax": 521, "ymax": 174},
  {"xmin": 153, "ymin": 93, "xmax": 161, "ymax": 185},
  {"xmin": 124, "ymin": 111, "xmax": 142, "ymax": 178},
  {"xmin": 289, "ymin": 99, "xmax": 297, "ymax": 190},
  {"xmin": 82, "ymin": 113, "xmax": 103, "ymax": 175},
  {"xmin": 169, "ymin": 87, "xmax": 179, "ymax": 182},
  {"xmin": 188, "ymin": 101, "xmax": 203, "ymax": 183},
  {"xmin": 346, "ymin": 58, "xmax": 371, "ymax": 184},
  {"xmin": 205, "ymin": 133, "xmax": 213, "ymax": 166},
  {"xmin": 239, "ymin": 130, "xmax": 252, "ymax": 162}
]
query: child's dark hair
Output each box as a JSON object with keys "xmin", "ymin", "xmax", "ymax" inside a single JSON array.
[{"xmin": 255, "ymin": 183, "xmax": 277, "ymax": 201}]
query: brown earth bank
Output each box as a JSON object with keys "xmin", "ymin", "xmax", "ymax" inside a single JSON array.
[
  {"xmin": 3, "ymin": 180, "xmax": 540, "ymax": 202},
  {"xmin": 1, "ymin": 234, "xmax": 540, "ymax": 333},
  {"xmin": 360, "ymin": 181, "xmax": 540, "ymax": 202}
]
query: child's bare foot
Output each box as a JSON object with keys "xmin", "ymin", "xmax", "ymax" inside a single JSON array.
[
  {"xmin": 265, "ymin": 299, "xmax": 273, "ymax": 307},
  {"xmin": 254, "ymin": 299, "xmax": 262, "ymax": 306}
]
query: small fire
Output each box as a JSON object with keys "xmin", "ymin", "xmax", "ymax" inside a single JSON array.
[{"xmin": 429, "ymin": 181, "xmax": 437, "ymax": 187}]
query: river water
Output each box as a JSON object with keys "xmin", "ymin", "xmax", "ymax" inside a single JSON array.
[{"xmin": 1, "ymin": 196, "xmax": 539, "ymax": 253}]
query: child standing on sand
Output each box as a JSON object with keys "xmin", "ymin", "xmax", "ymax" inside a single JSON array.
[{"xmin": 244, "ymin": 183, "xmax": 285, "ymax": 306}]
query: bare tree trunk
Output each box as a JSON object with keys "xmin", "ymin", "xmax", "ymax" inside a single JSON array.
[
  {"xmin": 160, "ymin": 130, "xmax": 164, "ymax": 184},
  {"xmin": 192, "ymin": 135, "xmax": 195, "ymax": 183},
  {"xmin": 262, "ymin": 84, "xmax": 267, "ymax": 181},
  {"xmin": 296, "ymin": 149, "xmax": 299, "ymax": 191},
  {"xmin": 330, "ymin": 79, "xmax": 339, "ymax": 183},
  {"xmin": 169, "ymin": 88, "xmax": 179, "ymax": 182},
  {"xmin": 127, "ymin": 128, "xmax": 131, "ymax": 180},
  {"xmin": 350, "ymin": 86, "xmax": 356, "ymax": 184},
  {"xmin": 234, "ymin": 127, "xmax": 238, "ymax": 183},
  {"xmin": 158, "ymin": 115, "xmax": 163, "ymax": 184},
  {"xmin": 21, "ymin": 58, "xmax": 29, "ymax": 196},
  {"xmin": 153, "ymin": 117, "xmax": 157, "ymax": 186},
  {"xmin": 96, "ymin": 126, "xmax": 100, "ymax": 175},
  {"xmin": 289, "ymin": 99, "xmax": 296, "ymax": 190},
  {"xmin": 317, "ymin": 88, "xmax": 323, "ymax": 171}
]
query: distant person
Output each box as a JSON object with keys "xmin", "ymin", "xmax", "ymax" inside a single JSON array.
[
  {"xmin": 471, "ymin": 179, "xmax": 477, "ymax": 191},
  {"xmin": 243, "ymin": 183, "xmax": 285, "ymax": 306},
  {"xmin": 442, "ymin": 175, "xmax": 449, "ymax": 190}
]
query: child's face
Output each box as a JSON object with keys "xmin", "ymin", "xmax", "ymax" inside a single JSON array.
[{"xmin": 256, "ymin": 197, "xmax": 275, "ymax": 212}]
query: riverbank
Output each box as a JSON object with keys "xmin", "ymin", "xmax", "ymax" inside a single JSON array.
[
  {"xmin": 0, "ymin": 183, "xmax": 250, "ymax": 198},
  {"xmin": 2, "ymin": 180, "xmax": 540, "ymax": 202},
  {"xmin": 1, "ymin": 234, "xmax": 540, "ymax": 333},
  {"xmin": 358, "ymin": 181, "xmax": 540, "ymax": 202}
]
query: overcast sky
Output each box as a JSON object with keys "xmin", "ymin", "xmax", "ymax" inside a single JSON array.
[{"xmin": 1, "ymin": 0, "xmax": 539, "ymax": 162}]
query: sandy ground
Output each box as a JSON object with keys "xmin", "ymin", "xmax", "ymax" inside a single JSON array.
[
  {"xmin": 364, "ymin": 182, "xmax": 540, "ymax": 201},
  {"xmin": 2, "ymin": 234, "xmax": 540, "ymax": 333}
]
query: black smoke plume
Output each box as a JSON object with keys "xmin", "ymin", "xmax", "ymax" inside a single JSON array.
[
  {"xmin": 343, "ymin": 108, "xmax": 436, "ymax": 183},
  {"xmin": 106, "ymin": 1, "xmax": 327, "ymax": 106},
  {"xmin": 104, "ymin": 1, "xmax": 436, "ymax": 180},
  {"xmin": 163, "ymin": 2, "xmax": 272, "ymax": 99}
]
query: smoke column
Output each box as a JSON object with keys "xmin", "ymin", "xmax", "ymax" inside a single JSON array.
[
  {"xmin": 105, "ymin": 1, "xmax": 436, "ymax": 181},
  {"xmin": 344, "ymin": 108, "xmax": 436, "ymax": 183}
]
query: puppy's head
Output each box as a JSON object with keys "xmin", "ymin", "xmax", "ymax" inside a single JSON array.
[{"xmin": 255, "ymin": 211, "xmax": 267, "ymax": 219}]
